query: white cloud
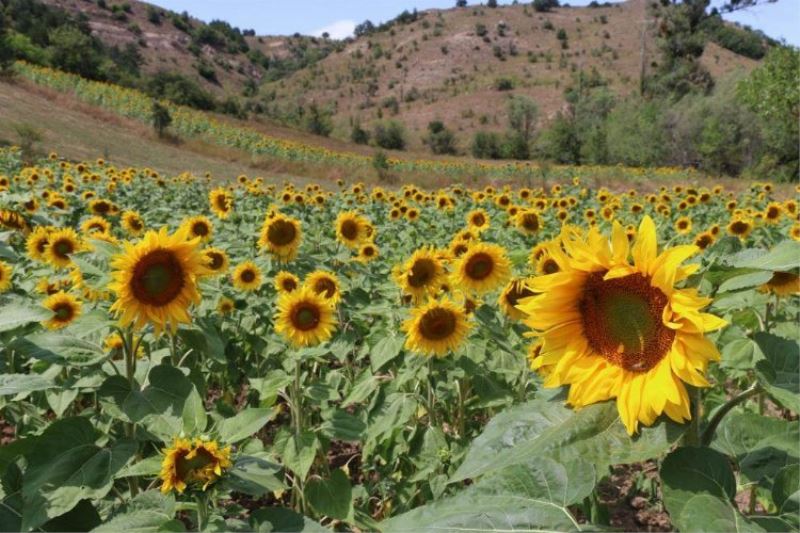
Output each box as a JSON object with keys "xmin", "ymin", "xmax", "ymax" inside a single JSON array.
[{"xmin": 311, "ymin": 19, "xmax": 356, "ymax": 40}]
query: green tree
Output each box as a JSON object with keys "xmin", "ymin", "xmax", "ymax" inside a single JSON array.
[
  {"xmin": 507, "ymin": 96, "xmax": 539, "ymax": 145},
  {"xmin": 48, "ymin": 25, "xmax": 102, "ymax": 79},
  {"xmin": 423, "ymin": 120, "xmax": 458, "ymax": 155},
  {"xmin": 304, "ymin": 103, "xmax": 333, "ymax": 137},
  {"xmin": 0, "ymin": 16, "xmax": 14, "ymax": 75},
  {"xmin": 373, "ymin": 120, "xmax": 406, "ymax": 150},
  {"xmin": 151, "ymin": 101, "xmax": 172, "ymax": 138},
  {"xmin": 471, "ymin": 131, "xmax": 503, "ymax": 159}
]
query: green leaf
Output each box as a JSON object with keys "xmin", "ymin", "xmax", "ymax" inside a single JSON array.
[
  {"xmin": 718, "ymin": 270, "xmax": 774, "ymax": 293},
  {"xmin": 305, "ymin": 469, "xmax": 353, "ymax": 521},
  {"xmin": 451, "ymin": 399, "xmax": 685, "ymax": 482},
  {"xmin": 320, "ymin": 409, "xmax": 366, "ymax": 442},
  {"xmin": 370, "ymin": 335, "xmax": 405, "ymax": 371},
  {"xmin": 181, "ymin": 386, "xmax": 207, "ymax": 434},
  {"xmin": 0, "ymin": 303, "xmax": 50, "ymax": 332},
  {"xmin": 116, "ymin": 456, "xmax": 163, "ymax": 479},
  {"xmin": 179, "ymin": 320, "xmax": 225, "ymax": 364},
  {"xmin": 711, "ymin": 412, "xmax": 799, "ymax": 486},
  {"xmin": 384, "ymin": 457, "xmax": 594, "ymax": 532},
  {"xmin": 279, "ymin": 430, "xmax": 318, "ymax": 480},
  {"xmin": 217, "ymin": 408, "xmax": 274, "ymax": 443},
  {"xmin": 11, "ymin": 332, "xmax": 106, "ymax": 367},
  {"xmin": 678, "ymin": 493, "xmax": 765, "ymax": 533},
  {"xmin": 21, "ymin": 417, "xmax": 137, "ymax": 531},
  {"xmin": 366, "ymin": 393, "xmax": 418, "ymax": 447},
  {"xmin": 342, "ymin": 370, "xmax": 378, "ymax": 407},
  {"xmin": 225, "ymin": 455, "xmax": 284, "ymax": 497},
  {"xmin": 772, "ymin": 465, "xmax": 800, "ymax": 518},
  {"xmin": 249, "ymin": 508, "xmax": 326, "ymax": 532},
  {"xmin": 734, "ymin": 241, "xmax": 800, "ymax": 271},
  {"xmin": 721, "ymin": 338, "xmax": 763, "ymax": 371},
  {"xmin": 754, "ymin": 333, "xmax": 800, "ymax": 413},
  {"xmin": 0, "ymin": 374, "xmax": 54, "ymax": 397},
  {"xmin": 92, "ymin": 490, "xmax": 178, "ymax": 533}
]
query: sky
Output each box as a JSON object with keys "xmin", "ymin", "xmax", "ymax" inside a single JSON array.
[{"xmin": 149, "ymin": 0, "xmax": 800, "ymax": 45}]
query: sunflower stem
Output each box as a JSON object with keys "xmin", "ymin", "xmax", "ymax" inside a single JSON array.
[
  {"xmin": 701, "ymin": 383, "xmax": 760, "ymax": 447},
  {"xmin": 122, "ymin": 326, "xmax": 139, "ymax": 497},
  {"xmin": 684, "ymin": 386, "xmax": 703, "ymax": 447},
  {"xmin": 195, "ymin": 492, "xmax": 209, "ymax": 532}
]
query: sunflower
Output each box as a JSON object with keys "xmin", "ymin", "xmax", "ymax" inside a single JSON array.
[
  {"xmin": 402, "ymin": 297, "xmax": 471, "ymax": 357},
  {"xmin": 515, "ymin": 209, "xmax": 542, "ymax": 235},
  {"xmin": 759, "ymin": 271, "xmax": 800, "ymax": 297},
  {"xmin": 275, "ymin": 287, "xmax": 337, "ymax": 347},
  {"xmin": 232, "ymin": 261, "xmax": 262, "ymax": 291},
  {"xmin": 356, "ymin": 242, "xmax": 379, "ymax": 263},
  {"xmin": 693, "ymin": 231, "xmax": 715, "ymax": 251},
  {"xmin": 160, "ymin": 438, "xmax": 232, "ymax": 494},
  {"xmin": 201, "ymin": 247, "xmax": 229, "ymax": 275},
  {"xmin": 88, "ymin": 199, "xmax": 114, "ymax": 216},
  {"xmin": 727, "ymin": 218, "xmax": 753, "ymax": 240},
  {"xmin": 451, "ymin": 242, "xmax": 511, "ymax": 295},
  {"xmin": 466, "ymin": 209, "xmax": 490, "ymax": 232},
  {"xmin": 121, "ymin": 211, "xmax": 145, "ymax": 236},
  {"xmin": 336, "ymin": 211, "xmax": 369, "ymax": 248},
  {"xmin": 274, "ymin": 271, "xmax": 300, "ymax": 294},
  {"xmin": 674, "ymin": 216, "xmax": 692, "ymax": 235},
  {"xmin": 42, "ymin": 291, "xmax": 82, "ymax": 330},
  {"xmin": 217, "ymin": 296, "xmax": 235, "ymax": 314},
  {"xmin": 108, "ymin": 227, "xmax": 207, "ymax": 334},
  {"xmin": 764, "ymin": 202, "xmax": 782, "ymax": 224},
  {"xmin": 209, "ymin": 188, "xmax": 233, "ymax": 219},
  {"xmin": 26, "ymin": 227, "xmax": 51, "ymax": 262},
  {"xmin": 81, "ymin": 216, "xmax": 111, "ymax": 237},
  {"xmin": 258, "ymin": 214, "xmax": 302, "ymax": 262},
  {"xmin": 45, "ymin": 228, "xmax": 81, "ymax": 269},
  {"xmin": 498, "ymin": 279, "xmax": 537, "ymax": 321},
  {"xmin": 181, "ymin": 216, "xmax": 214, "ymax": 242},
  {"xmin": 791, "ymin": 224, "xmax": 800, "ymax": 241},
  {"xmin": 520, "ymin": 216, "xmax": 726, "ymax": 435},
  {"xmin": 305, "ymin": 270, "xmax": 341, "ymax": 304},
  {"xmin": 0, "ymin": 261, "xmax": 12, "ymax": 292},
  {"xmin": 395, "ymin": 248, "xmax": 445, "ymax": 301}
]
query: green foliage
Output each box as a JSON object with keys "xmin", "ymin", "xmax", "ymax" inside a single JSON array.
[
  {"xmin": 372, "ymin": 120, "xmax": 406, "ymax": 150},
  {"xmin": 494, "ymin": 77, "xmax": 514, "ymax": 91},
  {"xmin": 471, "ymin": 131, "xmax": 504, "ymax": 159},
  {"xmin": 702, "ymin": 14, "xmax": 771, "ymax": 59},
  {"xmin": 507, "ymin": 95, "xmax": 539, "ymax": 144},
  {"xmin": 423, "ymin": 120, "xmax": 458, "ymax": 155},
  {"xmin": 47, "ymin": 25, "xmax": 102, "ymax": 79},
  {"xmin": 350, "ymin": 122, "xmax": 370, "ymax": 145},
  {"xmin": 146, "ymin": 71, "xmax": 216, "ymax": 111},
  {"xmin": 533, "ymin": 0, "xmax": 560, "ymax": 12},
  {"xmin": 151, "ymin": 101, "xmax": 172, "ymax": 138},
  {"xmin": 304, "ymin": 103, "xmax": 334, "ymax": 137},
  {"xmin": 605, "ymin": 98, "xmax": 668, "ymax": 167}
]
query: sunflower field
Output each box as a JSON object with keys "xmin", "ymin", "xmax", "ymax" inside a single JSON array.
[{"xmin": 0, "ymin": 145, "xmax": 798, "ymax": 532}]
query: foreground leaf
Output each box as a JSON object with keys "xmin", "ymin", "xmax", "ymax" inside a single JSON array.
[{"xmin": 754, "ymin": 333, "xmax": 800, "ymax": 413}]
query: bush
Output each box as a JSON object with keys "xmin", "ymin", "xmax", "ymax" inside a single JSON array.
[
  {"xmin": 196, "ymin": 62, "xmax": 217, "ymax": 82},
  {"xmin": 495, "ymin": 77, "xmax": 514, "ymax": 91},
  {"xmin": 146, "ymin": 72, "xmax": 216, "ymax": 110},
  {"xmin": 48, "ymin": 25, "xmax": 103, "ymax": 79},
  {"xmin": 304, "ymin": 104, "xmax": 333, "ymax": 137},
  {"xmin": 351, "ymin": 122, "xmax": 370, "ymax": 145},
  {"xmin": 147, "ymin": 6, "xmax": 162, "ymax": 25},
  {"xmin": 475, "ymin": 23, "xmax": 488, "ymax": 37},
  {"xmin": 533, "ymin": 0, "xmax": 560, "ymax": 13},
  {"xmin": 471, "ymin": 131, "xmax": 503, "ymax": 159},
  {"xmin": 151, "ymin": 101, "xmax": 172, "ymax": 138},
  {"xmin": 423, "ymin": 121, "xmax": 458, "ymax": 155},
  {"xmin": 373, "ymin": 120, "xmax": 407, "ymax": 150},
  {"xmin": 501, "ymin": 131, "xmax": 530, "ymax": 160}
]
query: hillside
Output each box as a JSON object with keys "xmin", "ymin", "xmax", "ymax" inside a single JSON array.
[{"xmin": 261, "ymin": 0, "xmax": 760, "ymax": 148}]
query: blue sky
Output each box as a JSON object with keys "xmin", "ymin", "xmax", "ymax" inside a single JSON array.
[{"xmin": 149, "ymin": 0, "xmax": 799, "ymax": 45}]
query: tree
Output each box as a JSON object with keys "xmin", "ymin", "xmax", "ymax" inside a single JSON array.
[
  {"xmin": 423, "ymin": 120, "xmax": 458, "ymax": 155},
  {"xmin": 351, "ymin": 121, "xmax": 370, "ymax": 145},
  {"xmin": 532, "ymin": 0, "xmax": 560, "ymax": 12},
  {"xmin": 151, "ymin": 101, "xmax": 172, "ymax": 138},
  {"xmin": 373, "ymin": 120, "xmax": 406, "ymax": 150},
  {"xmin": 0, "ymin": 16, "xmax": 14, "ymax": 76},
  {"xmin": 304, "ymin": 103, "xmax": 333, "ymax": 137},
  {"xmin": 471, "ymin": 131, "xmax": 503, "ymax": 159},
  {"xmin": 48, "ymin": 25, "xmax": 103, "ymax": 79},
  {"xmin": 507, "ymin": 96, "xmax": 539, "ymax": 144},
  {"xmin": 487, "ymin": 0, "xmax": 498, "ymax": 7},
  {"xmin": 456, "ymin": 0, "xmax": 468, "ymax": 6}
]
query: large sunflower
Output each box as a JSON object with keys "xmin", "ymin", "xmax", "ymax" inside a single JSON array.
[
  {"xmin": 209, "ymin": 188, "xmax": 233, "ymax": 219},
  {"xmin": 42, "ymin": 291, "xmax": 82, "ymax": 330},
  {"xmin": 394, "ymin": 248, "xmax": 444, "ymax": 301},
  {"xmin": 232, "ymin": 261, "xmax": 262, "ymax": 291},
  {"xmin": 451, "ymin": 242, "xmax": 511, "ymax": 295},
  {"xmin": 160, "ymin": 438, "xmax": 232, "ymax": 494},
  {"xmin": 335, "ymin": 211, "xmax": 369, "ymax": 248},
  {"xmin": 402, "ymin": 297, "xmax": 472, "ymax": 357},
  {"xmin": 108, "ymin": 227, "xmax": 207, "ymax": 334},
  {"xmin": 305, "ymin": 270, "xmax": 341, "ymax": 304},
  {"xmin": 0, "ymin": 261, "xmax": 12, "ymax": 292},
  {"xmin": 275, "ymin": 287, "xmax": 337, "ymax": 347},
  {"xmin": 519, "ymin": 216, "xmax": 726, "ymax": 435},
  {"xmin": 258, "ymin": 214, "xmax": 302, "ymax": 262},
  {"xmin": 44, "ymin": 228, "xmax": 82, "ymax": 269}
]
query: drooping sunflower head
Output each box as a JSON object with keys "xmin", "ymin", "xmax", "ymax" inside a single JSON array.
[
  {"xmin": 395, "ymin": 248, "xmax": 444, "ymax": 300},
  {"xmin": 121, "ymin": 211, "xmax": 145, "ymax": 236},
  {"xmin": 201, "ymin": 247, "xmax": 229, "ymax": 275},
  {"xmin": 402, "ymin": 297, "xmax": 472, "ymax": 357},
  {"xmin": 108, "ymin": 227, "xmax": 207, "ymax": 334},
  {"xmin": 498, "ymin": 279, "xmax": 537, "ymax": 321},
  {"xmin": 758, "ymin": 271, "xmax": 800, "ymax": 297},
  {"xmin": 209, "ymin": 188, "xmax": 233, "ymax": 219},
  {"xmin": 335, "ymin": 211, "xmax": 368, "ymax": 248},
  {"xmin": 305, "ymin": 270, "xmax": 341, "ymax": 304},
  {"xmin": 42, "ymin": 291, "xmax": 82, "ymax": 330},
  {"xmin": 274, "ymin": 271, "xmax": 300, "ymax": 294},
  {"xmin": 45, "ymin": 228, "xmax": 82, "ymax": 269},
  {"xmin": 232, "ymin": 261, "xmax": 262, "ymax": 292},
  {"xmin": 452, "ymin": 242, "xmax": 511, "ymax": 295},
  {"xmin": 275, "ymin": 286, "xmax": 337, "ymax": 347},
  {"xmin": 160, "ymin": 438, "xmax": 232, "ymax": 494},
  {"xmin": 519, "ymin": 216, "xmax": 726, "ymax": 435},
  {"xmin": 181, "ymin": 216, "xmax": 214, "ymax": 242},
  {"xmin": 258, "ymin": 214, "xmax": 302, "ymax": 262},
  {"xmin": 0, "ymin": 261, "xmax": 12, "ymax": 293}
]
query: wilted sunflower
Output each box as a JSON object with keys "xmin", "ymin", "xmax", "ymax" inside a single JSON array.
[
  {"xmin": 160, "ymin": 438, "xmax": 232, "ymax": 494},
  {"xmin": 395, "ymin": 248, "xmax": 444, "ymax": 301},
  {"xmin": 258, "ymin": 214, "xmax": 302, "ymax": 262},
  {"xmin": 209, "ymin": 188, "xmax": 233, "ymax": 219},
  {"xmin": 520, "ymin": 216, "xmax": 727, "ymax": 435},
  {"xmin": 274, "ymin": 271, "xmax": 300, "ymax": 294},
  {"xmin": 181, "ymin": 216, "xmax": 214, "ymax": 242},
  {"xmin": 0, "ymin": 261, "xmax": 12, "ymax": 292},
  {"xmin": 275, "ymin": 286, "xmax": 337, "ymax": 347},
  {"xmin": 121, "ymin": 211, "xmax": 145, "ymax": 236},
  {"xmin": 498, "ymin": 279, "xmax": 537, "ymax": 321},
  {"xmin": 466, "ymin": 209, "xmax": 490, "ymax": 232},
  {"xmin": 109, "ymin": 227, "xmax": 207, "ymax": 334},
  {"xmin": 201, "ymin": 247, "xmax": 229, "ymax": 275},
  {"xmin": 45, "ymin": 228, "xmax": 81, "ymax": 269},
  {"xmin": 452, "ymin": 242, "xmax": 511, "ymax": 295},
  {"xmin": 336, "ymin": 211, "xmax": 369, "ymax": 248},
  {"xmin": 42, "ymin": 291, "xmax": 82, "ymax": 330},
  {"xmin": 232, "ymin": 261, "xmax": 262, "ymax": 291},
  {"xmin": 306, "ymin": 270, "xmax": 341, "ymax": 304},
  {"xmin": 759, "ymin": 271, "xmax": 800, "ymax": 297},
  {"xmin": 356, "ymin": 242, "xmax": 379, "ymax": 263},
  {"xmin": 402, "ymin": 297, "xmax": 471, "ymax": 357}
]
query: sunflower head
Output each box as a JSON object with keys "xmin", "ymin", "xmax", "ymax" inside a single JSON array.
[
  {"xmin": 305, "ymin": 270, "xmax": 341, "ymax": 304},
  {"xmin": 452, "ymin": 242, "xmax": 511, "ymax": 295},
  {"xmin": 160, "ymin": 438, "xmax": 232, "ymax": 494},
  {"xmin": 515, "ymin": 209, "xmax": 542, "ymax": 235},
  {"xmin": 675, "ymin": 216, "xmax": 692, "ymax": 235},
  {"xmin": 200, "ymin": 247, "xmax": 229, "ymax": 275},
  {"xmin": 0, "ymin": 261, "xmax": 12, "ymax": 293},
  {"xmin": 402, "ymin": 297, "xmax": 472, "ymax": 357},
  {"xmin": 182, "ymin": 216, "xmax": 214, "ymax": 242},
  {"xmin": 275, "ymin": 286, "xmax": 337, "ymax": 347},
  {"xmin": 395, "ymin": 248, "xmax": 444, "ymax": 301},
  {"xmin": 274, "ymin": 271, "xmax": 300, "ymax": 294},
  {"xmin": 759, "ymin": 271, "xmax": 800, "ymax": 297},
  {"xmin": 209, "ymin": 188, "xmax": 233, "ymax": 219},
  {"xmin": 336, "ymin": 211, "xmax": 369, "ymax": 248},
  {"xmin": 121, "ymin": 211, "xmax": 145, "ymax": 236},
  {"xmin": 217, "ymin": 296, "xmax": 235, "ymax": 314},
  {"xmin": 727, "ymin": 217, "xmax": 753, "ymax": 240},
  {"xmin": 466, "ymin": 209, "xmax": 490, "ymax": 231},
  {"xmin": 258, "ymin": 214, "xmax": 302, "ymax": 262},
  {"xmin": 356, "ymin": 242, "xmax": 379, "ymax": 263},
  {"xmin": 42, "ymin": 291, "xmax": 82, "ymax": 330},
  {"xmin": 498, "ymin": 279, "xmax": 537, "ymax": 321},
  {"xmin": 45, "ymin": 228, "xmax": 82, "ymax": 269},
  {"xmin": 232, "ymin": 261, "xmax": 262, "ymax": 292}
]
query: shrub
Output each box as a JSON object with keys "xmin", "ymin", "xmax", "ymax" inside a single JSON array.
[
  {"xmin": 351, "ymin": 122, "xmax": 370, "ymax": 145},
  {"xmin": 304, "ymin": 103, "xmax": 334, "ymax": 137},
  {"xmin": 471, "ymin": 131, "xmax": 503, "ymax": 159},
  {"xmin": 495, "ymin": 77, "xmax": 514, "ymax": 91},
  {"xmin": 373, "ymin": 120, "xmax": 407, "ymax": 150},
  {"xmin": 423, "ymin": 120, "xmax": 458, "ymax": 155},
  {"xmin": 151, "ymin": 101, "xmax": 172, "ymax": 138}
]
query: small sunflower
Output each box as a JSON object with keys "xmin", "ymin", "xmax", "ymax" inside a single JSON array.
[
  {"xmin": 160, "ymin": 438, "xmax": 232, "ymax": 494},
  {"xmin": 498, "ymin": 279, "xmax": 537, "ymax": 321},
  {"xmin": 693, "ymin": 231, "xmax": 715, "ymax": 251},
  {"xmin": 121, "ymin": 211, "xmax": 145, "ymax": 236},
  {"xmin": 181, "ymin": 216, "xmax": 214, "ymax": 242},
  {"xmin": 109, "ymin": 227, "xmax": 207, "ymax": 334},
  {"xmin": 44, "ymin": 228, "xmax": 81, "ymax": 269},
  {"xmin": 42, "ymin": 291, "xmax": 82, "ymax": 330},
  {"xmin": 519, "ymin": 216, "xmax": 726, "ymax": 435},
  {"xmin": 201, "ymin": 247, "xmax": 229, "ymax": 275},
  {"xmin": 232, "ymin": 261, "xmax": 262, "ymax": 291},
  {"xmin": 764, "ymin": 202, "xmax": 782, "ymax": 224},
  {"xmin": 395, "ymin": 248, "xmax": 445, "ymax": 301},
  {"xmin": 81, "ymin": 216, "xmax": 111, "ymax": 237},
  {"xmin": 402, "ymin": 297, "xmax": 471, "ymax": 357},
  {"xmin": 217, "ymin": 296, "xmax": 235, "ymax": 314},
  {"xmin": 451, "ymin": 242, "xmax": 511, "ymax": 295},
  {"xmin": 275, "ymin": 287, "xmax": 337, "ymax": 347},
  {"xmin": 336, "ymin": 211, "xmax": 370, "ymax": 248},
  {"xmin": 356, "ymin": 242, "xmax": 379, "ymax": 263},
  {"xmin": 305, "ymin": 270, "xmax": 341, "ymax": 304},
  {"xmin": 727, "ymin": 217, "xmax": 753, "ymax": 240},
  {"xmin": 209, "ymin": 188, "xmax": 233, "ymax": 219},
  {"xmin": 466, "ymin": 209, "xmax": 490, "ymax": 232},
  {"xmin": 274, "ymin": 271, "xmax": 300, "ymax": 294},
  {"xmin": 258, "ymin": 214, "xmax": 302, "ymax": 262},
  {"xmin": 26, "ymin": 227, "xmax": 51, "ymax": 262},
  {"xmin": 515, "ymin": 209, "xmax": 542, "ymax": 235},
  {"xmin": 0, "ymin": 261, "xmax": 12, "ymax": 292}
]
